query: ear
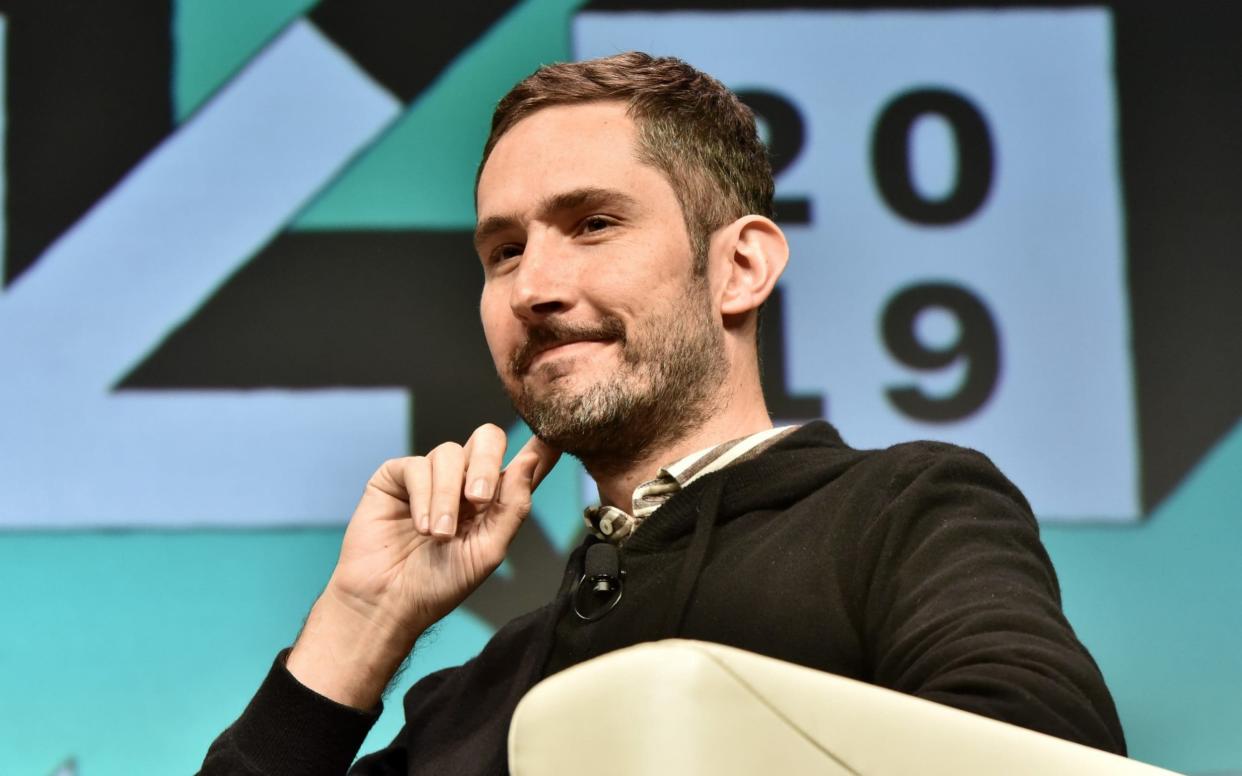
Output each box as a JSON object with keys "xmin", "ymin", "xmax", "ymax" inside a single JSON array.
[{"xmin": 713, "ymin": 215, "xmax": 789, "ymax": 317}]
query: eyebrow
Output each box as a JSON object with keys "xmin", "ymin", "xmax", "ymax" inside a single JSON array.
[{"xmin": 473, "ymin": 187, "xmax": 641, "ymax": 253}]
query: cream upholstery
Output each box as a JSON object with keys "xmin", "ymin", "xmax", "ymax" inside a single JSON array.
[{"xmin": 508, "ymin": 639, "xmax": 1177, "ymax": 775}]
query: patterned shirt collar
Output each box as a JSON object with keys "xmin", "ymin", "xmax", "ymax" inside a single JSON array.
[{"xmin": 584, "ymin": 425, "xmax": 798, "ymax": 544}]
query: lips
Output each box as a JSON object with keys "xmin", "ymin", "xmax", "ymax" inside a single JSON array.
[
  {"xmin": 529, "ymin": 339, "xmax": 609, "ymax": 368},
  {"xmin": 510, "ymin": 317, "xmax": 627, "ymax": 376},
  {"xmin": 516, "ymin": 337, "xmax": 612, "ymax": 376}
]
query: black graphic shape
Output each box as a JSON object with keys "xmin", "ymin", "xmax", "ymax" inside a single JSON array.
[
  {"xmin": 6, "ymin": 0, "xmax": 520, "ymax": 291},
  {"xmin": 1114, "ymin": 3, "xmax": 1242, "ymax": 510},
  {"xmin": 760, "ymin": 286, "xmax": 825, "ymax": 421},
  {"xmin": 310, "ymin": 0, "xmax": 523, "ymax": 104},
  {"xmin": 3, "ymin": 0, "xmax": 173, "ymax": 286},
  {"xmin": 882, "ymin": 282, "xmax": 1000, "ymax": 422},
  {"xmin": 871, "ymin": 87, "xmax": 994, "ymax": 226},
  {"xmin": 737, "ymin": 89, "xmax": 812, "ymax": 224},
  {"xmin": 464, "ymin": 516, "xmax": 582, "ymax": 629},
  {"xmin": 120, "ymin": 230, "xmax": 514, "ymax": 454}
]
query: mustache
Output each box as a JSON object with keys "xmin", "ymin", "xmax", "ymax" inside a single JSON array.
[{"xmin": 510, "ymin": 316, "xmax": 626, "ymax": 375}]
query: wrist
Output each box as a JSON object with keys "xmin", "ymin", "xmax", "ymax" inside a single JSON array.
[{"xmin": 287, "ymin": 587, "xmax": 424, "ymax": 710}]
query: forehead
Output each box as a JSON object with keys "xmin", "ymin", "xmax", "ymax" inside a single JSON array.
[{"xmin": 476, "ymin": 102, "xmax": 667, "ymax": 220}]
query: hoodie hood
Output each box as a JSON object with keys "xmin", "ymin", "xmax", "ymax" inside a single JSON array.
[{"xmin": 583, "ymin": 421, "xmax": 859, "ymax": 638}]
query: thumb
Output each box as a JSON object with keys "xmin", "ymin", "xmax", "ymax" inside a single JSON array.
[
  {"xmin": 492, "ymin": 435, "xmax": 561, "ymax": 521},
  {"xmin": 523, "ymin": 434, "xmax": 561, "ymax": 492}
]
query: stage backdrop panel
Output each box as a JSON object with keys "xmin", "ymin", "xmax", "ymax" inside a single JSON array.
[{"xmin": 0, "ymin": 1, "xmax": 1238, "ymax": 774}]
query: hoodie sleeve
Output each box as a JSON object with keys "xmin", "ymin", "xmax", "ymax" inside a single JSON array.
[
  {"xmin": 197, "ymin": 649, "xmax": 384, "ymax": 776},
  {"xmin": 860, "ymin": 444, "xmax": 1127, "ymax": 755}
]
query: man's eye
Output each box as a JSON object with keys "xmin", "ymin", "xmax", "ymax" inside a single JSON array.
[
  {"xmin": 581, "ymin": 216, "xmax": 612, "ymax": 233},
  {"xmin": 491, "ymin": 244, "xmax": 523, "ymax": 263}
]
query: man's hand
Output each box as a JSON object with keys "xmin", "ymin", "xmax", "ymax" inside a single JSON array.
[{"xmin": 286, "ymin": 425, "xmax": 560, "ymax": 709}]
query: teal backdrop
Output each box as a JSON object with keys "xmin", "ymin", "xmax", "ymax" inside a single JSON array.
[{"xmin": 1, "ymin": 2, "xmax": 1238, "ymax": 774}]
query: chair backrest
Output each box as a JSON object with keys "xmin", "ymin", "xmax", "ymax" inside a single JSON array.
[{"xmin": 508, "ymin": 639, "xmax": 1178, "ymax": 776}]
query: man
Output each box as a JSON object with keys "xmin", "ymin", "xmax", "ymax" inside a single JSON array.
[{"xmin": 201, "ymin": 52, "xmax": 1125, "ymax": 774}]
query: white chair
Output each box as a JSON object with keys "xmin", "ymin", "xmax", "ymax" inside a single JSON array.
[{"xmin": 508, "ymin": 639, "xmax": 1178, "ymax": 775}]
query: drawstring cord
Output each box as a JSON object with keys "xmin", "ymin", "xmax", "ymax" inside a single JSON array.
[{"xmin": 663, "ymin": 475, "xmax": 725, "ymax": 636}]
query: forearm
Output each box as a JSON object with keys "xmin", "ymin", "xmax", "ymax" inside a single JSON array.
[{"xmin": 287, "ymin": 584, "xmax": 427, "ymax": 710}]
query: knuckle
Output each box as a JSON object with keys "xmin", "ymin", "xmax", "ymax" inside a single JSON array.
[
  {"xmin": 403, "ymin": 459, "xmax": 429, "ymax": 486},
  {"xmin": 430, "ymin": 441, "xmax": 465, "ymax": 461},
  {"xmin": 375, "ymin": 456, "xmax": 412, "ymax": 480},
  {"xmin": 431, "ymin": 481, "xmax": 459, "ymax": 498},
  {"xmin": 499, "ymin": 494, "xmax": 532, "ymax": 514},
  {"xmin": 476, "ymin": 422, "xmax": 504, "ymax": 439}
]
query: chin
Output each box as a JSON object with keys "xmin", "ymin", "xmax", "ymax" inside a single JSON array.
[{"xmin": 513, "ymin": 376, "xmax": 673, "ymax": 467}]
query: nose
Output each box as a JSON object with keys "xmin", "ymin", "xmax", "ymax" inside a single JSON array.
[{"xmin": 509, "ymin": 230, "xmax": 574, "ymax": 321}]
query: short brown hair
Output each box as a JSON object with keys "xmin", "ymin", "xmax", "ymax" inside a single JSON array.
[{"xmin": 478, "ymin": 52, "xmax": 773, "ymax": 273}]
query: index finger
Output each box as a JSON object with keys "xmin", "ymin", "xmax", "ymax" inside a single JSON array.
[{"xmin": 462, "ymin": 423, "xmax": 508, "ymax": 505}]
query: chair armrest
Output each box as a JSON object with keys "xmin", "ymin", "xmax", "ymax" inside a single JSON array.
[{"xmin": 508, "ymin": 639, "xmax": 1177, "ymax": 776}]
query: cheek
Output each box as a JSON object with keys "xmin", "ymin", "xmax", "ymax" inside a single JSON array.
[{"xmin": 479, "ymin": 293, "xmax": 512, "ymax": 368}]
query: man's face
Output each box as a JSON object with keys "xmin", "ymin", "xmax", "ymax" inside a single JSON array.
[{"xmin": 474, "ymin": 101, "xmax": 727, "ymax": 465}]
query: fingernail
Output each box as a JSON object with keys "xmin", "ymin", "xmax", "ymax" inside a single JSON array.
[
  {"xmin": 470, "ymin": 479, "xmax": 491, "ymax": 500},
  {"xmin": 433, "ymin": 513, "xmax": 454, "ymax": 536},
  {"xmin": 416, "ymin": 513, "xmax": 429, "ymax": 533}
]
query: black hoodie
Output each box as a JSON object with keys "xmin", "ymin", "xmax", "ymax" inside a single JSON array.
[{"xmin": 201, "ymin": 421, "xmax": 1126, "ymax": 775}]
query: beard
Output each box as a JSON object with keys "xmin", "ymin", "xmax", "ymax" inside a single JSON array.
[{"xmin": 503, "ymin": 280, "xmax": 727, "ymax": 473}]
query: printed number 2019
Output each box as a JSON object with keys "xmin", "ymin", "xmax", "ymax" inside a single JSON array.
[{"xmin": 741, "ymin": 86, "xmax": 1004, "ymax": 423}]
